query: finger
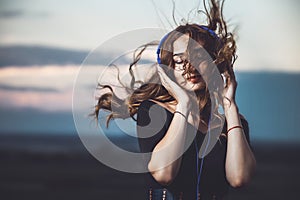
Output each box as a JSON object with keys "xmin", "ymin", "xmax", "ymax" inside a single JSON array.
[
  {"xmin": 227, "ymin": 66, "xmax": 236, "ymax": 82},
  {"xmin": 222, "ymin": 71, "xmax": 230, "ymax": 87},
  {"xmin": 156, "ymin": 65, "xmax": 174, "ymax": 84},
  {"xmin": 156, "ymin": 65, "xmax": 182, "ymax": 98},
  {"xmin": 221, "ymin": 73, "xmax": 227, "ymax": 88},
  {"xmin": 156, "ymin": 66, "xmax": 171, "ymax": 88},
  {"xmin": 156, "ymin": 65, "xmax": 168, "ymax": 76},
  {"xmin": 156, "ymin": 67, "xmax": 167, "ymax": 83}
]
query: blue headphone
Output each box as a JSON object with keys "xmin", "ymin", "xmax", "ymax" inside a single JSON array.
[{"xmin": 156, "ymin": 25, "xmax": 218, "ymax": 64}]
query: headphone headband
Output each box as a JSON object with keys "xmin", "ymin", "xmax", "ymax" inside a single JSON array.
[{"xmin": 156, "ymin": 25, "xmax": 218, "ymax": 64}]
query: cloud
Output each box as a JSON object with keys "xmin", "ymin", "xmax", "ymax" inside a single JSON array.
[
  {"xmin": 0, "ymin": 63, "xmax": 158, "ymax": 112},
  {"xmin": 0, "ymin": 9, "xmax": 49, "ymax": 19},
  {"xmin": 0, "ymin": 65, "xmax": 80, "ymax": 111},
  {"xmin": 0, "ymin": 46, "xmax": 89, "ymax": 67},
  {"xmin": 0, "ymin": 89, "xmax": 73, "ymax": 112},
  {"xmin": 0, "ymin": 65, "xmax": 79, "ymax": 90},
  {"xmin": 0, "ymin": 10, "xmax": 24, "ymax": 18},
  {"xmin": 0, "ymin": 45, "xmax": 137, "ymax": 67},
  {"xmin": 0, "ymin": 84, "xmax": 59, "ymax": 92}
]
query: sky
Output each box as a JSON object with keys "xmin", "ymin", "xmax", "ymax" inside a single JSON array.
[
  {"xmin": 0, "ymin": 0, "xmax": 300, "ymax": 71},
  {"xmin": 0, "ymin": 0, "xmax": 299, "ymax": 142}
]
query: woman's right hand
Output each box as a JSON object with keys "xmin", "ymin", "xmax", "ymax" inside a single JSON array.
[{"xmin": 156, "ymin": 65, "xmax": 191, "ymax": 111}]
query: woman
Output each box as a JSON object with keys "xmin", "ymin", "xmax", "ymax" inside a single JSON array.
[{"xmin": 94, "ymin": 0, "xmax": 256, "ymax": 199}]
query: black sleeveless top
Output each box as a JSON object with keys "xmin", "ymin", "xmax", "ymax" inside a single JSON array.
[{"xmin": 137, "ymin": 100, "xmax": 250, "ymax": 199}]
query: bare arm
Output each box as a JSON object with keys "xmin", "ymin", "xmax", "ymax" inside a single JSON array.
[
  {"xmin": 148, "ymin": 104, "xmax": 189, "ymax": 186},
  {"xmin": 147, "ymin": 66, "xmax": 191, "ymax": 186},
  {"xmin": 224, "ymin": 103, "xmax": 256, "ymax": 188},
  {"xmin": 222, "ymin": 67, "xmax": 256, "ymax": 188}
]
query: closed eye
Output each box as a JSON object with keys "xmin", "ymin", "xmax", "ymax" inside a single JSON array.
[{"xmin": 174, "ymin": 60, "xmax": 184, "ymax": 64}]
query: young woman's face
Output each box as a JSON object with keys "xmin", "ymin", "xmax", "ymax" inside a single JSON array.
[{"xmin": 172, "ymin": 34, "xmax": 207, "ymax": 92}]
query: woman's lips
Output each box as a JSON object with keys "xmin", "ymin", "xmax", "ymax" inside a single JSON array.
[{"xmin": 187, "ymin": 75, "xmax": 202, "ymax": 83}]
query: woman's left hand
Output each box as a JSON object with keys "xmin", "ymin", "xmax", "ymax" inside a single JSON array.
[{"xmin": 222, "ymin": 66, "xmax": 237, "ymax": 108}]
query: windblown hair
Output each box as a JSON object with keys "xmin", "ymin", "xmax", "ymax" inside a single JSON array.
[{"xmin": 93, "ymin": 0, "xmax": 237, "ymax": 128}]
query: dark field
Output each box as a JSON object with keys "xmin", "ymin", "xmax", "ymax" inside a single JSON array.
[{"xmin": 0, "ymin": 133, "xmax": 299, "ymax": 200}]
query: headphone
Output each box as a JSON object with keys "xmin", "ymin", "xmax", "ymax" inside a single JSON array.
[{"xmin": 156, "ymin": 25, "xmax": 218, "ymax": 64}]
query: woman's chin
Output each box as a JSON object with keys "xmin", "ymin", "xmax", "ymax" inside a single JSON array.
[{"xmin": 185, "ymin": 82, "xmax": 206, "ymax": 92}]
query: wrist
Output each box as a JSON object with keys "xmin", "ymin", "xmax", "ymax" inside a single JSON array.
[
  {"xmin": 223, "ymin": 97, "xmax": 236, "ymax": 108},
  {"xmin": 175, "ymin": 103, "xmax": 190, "ymax": 116},
  {"xmin": 224, "ymin": 102, "xmax": 239, "ymax": 117}
]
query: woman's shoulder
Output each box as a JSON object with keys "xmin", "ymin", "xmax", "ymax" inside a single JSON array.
[
  {"xmin": 139, "ymin": 99, "xmax": 157, "ymax": 108},
  {"xmin": 137, "ymin": 99, "xmax": 168, "ymax": 119}
]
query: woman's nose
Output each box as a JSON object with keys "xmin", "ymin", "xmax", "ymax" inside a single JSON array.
[{"xmin": 185, "ymin": 63, "xmax": 198, "ymax": 74}]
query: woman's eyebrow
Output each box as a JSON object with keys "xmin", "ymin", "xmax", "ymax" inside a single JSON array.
[{"xmin": 173, "ymin": 53, "xmax": 185, "ymax": 57}]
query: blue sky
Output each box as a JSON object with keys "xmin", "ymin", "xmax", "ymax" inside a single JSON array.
[
  {"xmin": 0, "ymin": 0, "xmax": 299, "ymax": 143},
  {"xmin": 0, "ymin": 0, "xmax": 299, "ymax": 113},
  {"xmin": 0, "ymin": 0, "xmax": 300, "ymax": 71}
]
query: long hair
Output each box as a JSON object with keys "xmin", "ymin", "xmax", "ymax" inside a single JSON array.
[{"xmin": 92, "ymin": 0, "xmax": 237, "ymax": 128}]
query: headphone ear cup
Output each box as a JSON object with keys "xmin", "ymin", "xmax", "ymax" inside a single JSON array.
[
  {"xmin": 156, "ymin": 47, "xmax": 161, "ymax": 64},
  {"xmin": 156, "ymin": 33, "xmax": 170, "ymax": 64}
]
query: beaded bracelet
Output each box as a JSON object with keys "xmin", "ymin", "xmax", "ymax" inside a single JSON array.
[
  {"xmin": 227, "ymin": 125, "xmax": 243, "ymax": 135},
  {"xmin": 174, "ymin": 111, "xmax": 188, "ymax": 121}
]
